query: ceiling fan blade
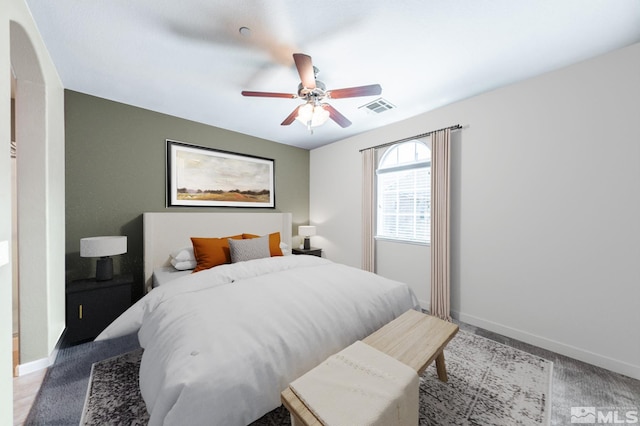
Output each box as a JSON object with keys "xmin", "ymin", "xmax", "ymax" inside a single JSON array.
[
  {"xmin": 327, "ymin": 84, "xmax": 382, "ymax": 99},
  {"xmin": 241, "ymin": 91, "xmax": 297, "ymax": 99},
  {"xmin": 293, "ymin": 53, "xmax": 316, "ymax": 90},
  {"xmin": 323, "ymin": 104, "xmax": 352, "ymax": 128},
  {"xmin": 281, "ymin": 105, "xmax": 302, "ymax": 126}
]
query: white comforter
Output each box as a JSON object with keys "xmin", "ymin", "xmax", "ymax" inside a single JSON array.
[{"xmin": 97, "ymin": 255, "xmax": 419, "ymax": 425}]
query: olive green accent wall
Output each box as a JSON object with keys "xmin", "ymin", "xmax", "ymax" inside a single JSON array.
[{"xmin": 65, "ymin": 90, "xmax": 309, "ymax": 297}]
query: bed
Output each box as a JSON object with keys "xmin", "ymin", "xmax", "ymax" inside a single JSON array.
[
  {"xmin": 142, "ymin": 212, "xmax": 293, "ymax": 291},
  {"xmin": 98, "ymin": 212, "xmax": 419, "ymax": 425}
]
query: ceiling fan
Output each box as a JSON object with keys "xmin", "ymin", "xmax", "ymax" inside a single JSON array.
[{"xmin": 241, "ymin": 53, "xmax": 382, "ymax": 131}]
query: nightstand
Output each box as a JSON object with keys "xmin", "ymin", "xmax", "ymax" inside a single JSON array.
[
  {"xmin": 65, "ymin": 274, "xmax": 134, "ymax": 344},
  {"xmin": 292, "ymin": 247, "xmax": 322, "ymax": 257}
]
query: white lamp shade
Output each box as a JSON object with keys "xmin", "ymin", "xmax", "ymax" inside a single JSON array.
[
  {"xmin": 295, "ymin": 104, "xmax": 330, "ymax": 127},
  {"xmin": 80, "ymin": 236, "xmax": 127, "ymax": 258},
  {"xmin": 298, "ymin": 226, "xmax": 317, "ymax": 237}
]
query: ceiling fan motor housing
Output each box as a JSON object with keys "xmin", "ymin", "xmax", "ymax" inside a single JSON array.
[{"xmin": 298, "ymin": 80, "xmax": 326, "ymax": 99}]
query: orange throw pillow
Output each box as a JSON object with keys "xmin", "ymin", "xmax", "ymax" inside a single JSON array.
[
  {"xmin": 191, "ymin": 235, "xmax": 243, "ymax": 272},
  {"xmin": 242, "ymin": 232, "xmax": 283, "ymax": 257}
]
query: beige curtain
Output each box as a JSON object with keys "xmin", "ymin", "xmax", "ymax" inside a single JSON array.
[
  {"xmin": 361, "ymin": 148, "xmax": 376, "ymax": 272},
  {"xmin": 430, "ymin": 129, "xmax": 452, "ymax": 321}
]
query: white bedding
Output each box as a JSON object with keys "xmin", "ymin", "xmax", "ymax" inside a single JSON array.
[
  {"xmin": 152, "ymin": 266, "xmax": 192, "ymax": 287},
  {"xmin": 98, "ymin": 255, "xmax": 419, "ymax": 425}
]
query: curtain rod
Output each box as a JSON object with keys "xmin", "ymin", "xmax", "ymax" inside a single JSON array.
[{"xmin": 359, "ymin": 124, "xmax": 462, "ymax": 152}]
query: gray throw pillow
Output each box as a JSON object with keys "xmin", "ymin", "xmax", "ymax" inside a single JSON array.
[{"xmin": 228, "ymin": 235, "xmax": 270, "ymax": 263}]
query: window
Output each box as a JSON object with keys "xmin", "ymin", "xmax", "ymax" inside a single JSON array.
[{"xmin": 376, "ymin": 140, "xmax": 430, "ymax": 244}]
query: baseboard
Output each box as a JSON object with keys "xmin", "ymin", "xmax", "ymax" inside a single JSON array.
[
  {"xmin": 16, "ymin": 355, "xmax": 53, "ymax": 376},
  {"xmin": 16, "ymin": 328, "xmax": 65, "ymax": 376},
  {"xmin": 454, "ymin": 310, "xmax": 640, "ymax": 381}
]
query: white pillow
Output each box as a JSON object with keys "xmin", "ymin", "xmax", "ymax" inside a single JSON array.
[
  {"xmin": 170, "ymin": 247, "xmax": 195, "ymax": 262},
  {"xmin": 171, "ymin": 257, "xmax": 197, "ymax": 271},
  {"xmin": 228, "ymin": 235, "xmax": 270, "ymax": 263},
  {"xmin": 280, "ymin": 241, "xmax": 292, "ymax": 256}
]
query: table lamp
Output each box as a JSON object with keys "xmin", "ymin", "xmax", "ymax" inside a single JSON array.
[
  {"xmin": 298, "ymin": 226, "xmax": 316, "ymax": 250},
  {"xmin": 80, "ymin": 236, "xmax": 127, "ymax": 281}
]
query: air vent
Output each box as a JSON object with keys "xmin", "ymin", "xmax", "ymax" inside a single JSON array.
[{"xmin": 359, "ymin": 98, "xmax": 396, "ymax": 114}]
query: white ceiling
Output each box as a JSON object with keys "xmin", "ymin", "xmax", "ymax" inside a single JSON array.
[{"xmin": 25, "ymin": 0, "xmax": 640, "ymax": 150}]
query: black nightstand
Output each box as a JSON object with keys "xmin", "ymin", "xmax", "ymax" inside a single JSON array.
[
  {"xmin": 65, "ymin": 274, "xmax": 134, "ymax": 344},
  {"xmin": 292, "ymin": 247, "xmax": 322, "ymax": 257}
]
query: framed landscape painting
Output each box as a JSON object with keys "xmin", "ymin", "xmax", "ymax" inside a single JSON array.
[{"xmin": 166, "ymin": 140, "xmax": 275, "ymax": 208}]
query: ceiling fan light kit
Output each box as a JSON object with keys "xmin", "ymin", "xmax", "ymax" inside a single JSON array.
[
  {"xmin": 241, "ymin": 53, "xmax": 382, "ymax": 132},
  {"xmin": 295, "ymin": 102, "xmax": 330, "ymax": 129}
]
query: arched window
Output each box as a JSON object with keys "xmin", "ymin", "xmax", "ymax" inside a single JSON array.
[{"xmin": 376, "ymin": 140, "xmax": 430, "ymax": 244}]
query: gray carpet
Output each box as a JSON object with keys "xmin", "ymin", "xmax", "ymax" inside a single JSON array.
[
  {"xmin": 24, "ymin": 333, "xmax": 140, "ymax": 426},
  {"xmin": 81, "ymin": 330, "xmax": 552, "ymax": 425}
]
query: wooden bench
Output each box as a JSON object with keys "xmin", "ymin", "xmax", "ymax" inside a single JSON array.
[{"xmin": 281, "ymin": 309, "xmax": 459, "ymax": 425}]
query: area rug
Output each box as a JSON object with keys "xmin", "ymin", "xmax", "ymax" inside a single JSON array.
[
  {"xmin": 81, "ymin": 330, "xmax": 552, "ymax": 425},
  {"xmin": 80, "ymin": 348, "xmax": 149, "ymax": 425}
]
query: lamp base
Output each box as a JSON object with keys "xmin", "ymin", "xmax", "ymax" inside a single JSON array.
[
  {"xmin": 303, "ymin": 237, "xmax": 311, "ymax": 250},
  {"xmin": 96, "ymin": 257, "xmax": 113, "ymax": 281}
]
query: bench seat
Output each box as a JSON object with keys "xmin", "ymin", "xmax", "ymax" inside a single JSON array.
[{"xmin": 281, "ymin": 309, "xmax": 459, "ymax": 425}]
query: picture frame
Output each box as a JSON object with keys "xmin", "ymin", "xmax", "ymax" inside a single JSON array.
[{"xmin": 166, "ymin": 140, "xmax": 275, "ymax": 208}]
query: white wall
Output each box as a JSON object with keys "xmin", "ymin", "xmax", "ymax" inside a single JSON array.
[
  {"xmin": 310, "ymin": 43, "xmax": 640, "ymax": 379},
  {"xmin": 1, "ymin": 0, "xmax": 66, "ymax": 422}
]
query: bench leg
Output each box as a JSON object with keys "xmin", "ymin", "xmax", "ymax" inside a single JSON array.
[{"xmin": 435, "ymin": 351, "xmax": 448, "ymax": 382}]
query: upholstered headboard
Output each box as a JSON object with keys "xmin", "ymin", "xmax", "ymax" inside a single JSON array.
[{"xmin": 143, "ymin": 212, "xmax": 292, "ymax": 291}]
